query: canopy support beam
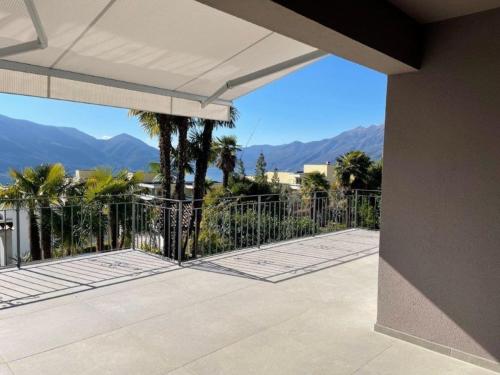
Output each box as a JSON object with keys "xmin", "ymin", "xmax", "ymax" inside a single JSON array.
[
  {"xmin": 0, "ymin": 0, "xmax": 47, "ymax": 58},
  {"xmin": 201, "ymin": 50, "xmax": 326, "ymax": 108},
  {"xmin": 0, "ymin": 59, "xmax": 232, "ymax": 107}
]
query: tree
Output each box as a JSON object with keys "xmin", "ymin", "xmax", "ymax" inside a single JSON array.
[
  {"xmin": 271, "ymin": 168, "xmax": 281, "ymax": 192},
  {"xmin": 367, "ymin": 159, "xmax": 383, "ymax": 190},
  {"xmin": 148, "ymin": 162, "xmax": 162, "ymax": 183},
  {"xmin": 84, "ymin": 168, "xmax": 142, "ymax": 250},
  {"xmin": 129, "ymin": 110, "xmax": 173, "ymax": 199},
  {"xmin": 236, "ymin": 158, "xmax": 246, "ymax": 178},
  {"xmin": 334, "ymin": 151, "xmax": 372, "ymax": 192},
  {"xmin": 204, "ymin": 178, "xmax": 216, "ymax": 193},
  {"xmin": 301, "ymin": 171, "xmax": 330, "ymax": 225},
  {"xmin": 255, "ymin": 153, "xmax": 267, "ymax": 184},
  {"xmin": 301, "ymin": 172, "xmax": 330, "ymax": 197},
  {"xmin": 192, "ymin": 107, "xmax": 238, "ymax": 202},
  {"xmin": 185, "ymin": 109, "xmax": 237, "ymax": 258},
  {"xmin": 214, "ymin": 135, "xmax": 241, "ymax": 188},
  {"xmin": 173, "ymin": 117, "xmax": 191, "ymax": 200},
  {"xmin": 0, "ymin": 164, "xmax": 67, "ymax": 260},
  {"xmin": 171, "ymin": 145, "xmax": 194, "ymax": 179}
]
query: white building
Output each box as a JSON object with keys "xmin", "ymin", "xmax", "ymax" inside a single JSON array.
[{"xmin": 0, "ymin": 209, "xmax": 30, "ymax": 267}]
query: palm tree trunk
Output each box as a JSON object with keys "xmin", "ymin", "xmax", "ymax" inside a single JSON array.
[
  {"xmin": 157, "ymin": 114, "xmax": 172, "ymax": 199},
  {"xmin": 190, "ymin": 120, "xmax": 215, "ymax": 258},
  {"xmin": 222, "ymin": 171, "xmax": 229, "ymax": 188},
  {"xmin": 28, "ymin": 210, "xmax": 42, "ymax": 261},
  {"xmin": 156, "ymin": 114, "xmax": 173, "ymax": 256},
  {"xmin": 175, "ymin": 117, "xmax": 189, "ymax": 200}
]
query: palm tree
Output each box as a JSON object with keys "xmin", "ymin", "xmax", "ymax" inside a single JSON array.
[
  {"xmin": 213, "ymin": 135, "xmax": 241, "ymax": 188},
  {"xmin": 192, "ymin": 107, "xmax": 238, "ymax": 201},
  {"xmin": 50, "ymin": 179, "xmax": 86, "ymax": 257},
  {"xmin": 129, "ymin": 110, "xmax": 172, "ymax": 199},
  {"xmin": 174, "ymin": 117, "xmax": 191, "ymax": 200},
  {"xmin": 148, "ymin": 161, "xmax": 162, "ymax": 183},
  {"xmin": 84, "ymin": 168, "xmax": 142, "ymax": 250},
  {"xmin": 204, "ymin": 178, "xmax": 216, "ymax": 193},
  {"xmin": 171, "ymin": 147, "xmax": 194, "ymax": 177},
  {"xmin": 301, "ymin": 172, "xmax": 330, "ymax": 197},
  {"xmin": 334, "ymin": 151, "xmax": 372, "ymax": 192},
  {"xmin": 367, "ymin": 159, "xmax": 383, "ymax": 190},
  {"xmin": 301, "ymin": 171, "xmax": 330, "ymax": 225},
  {"xmin": 0, "ymin": 164, "xmax": 67, "ymax": 260}
]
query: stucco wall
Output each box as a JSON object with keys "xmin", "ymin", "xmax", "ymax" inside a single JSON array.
[{"xmin": 377, "ymin": 8, "xmax": 500, "ymax": 363}]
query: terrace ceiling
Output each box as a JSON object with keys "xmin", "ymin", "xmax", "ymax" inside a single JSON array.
[
  {"xmin": 196, "ymin": 0, "xmax": 500, "ymax": 74},
  {"xmin": 387, "ymin": 0, "xmax": 500, "ymax": 23},
  {"xmin": 0, "ymin": 0, "xmax": 325, "ymax": 121}
]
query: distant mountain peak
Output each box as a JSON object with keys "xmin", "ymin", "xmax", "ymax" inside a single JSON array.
[
  {"xmin": 240, "ymin": 124, "xmax": 383, "ymax": 173},
  {"xmin": 0, "ymin": 114, "xmax": 158, "ymax": 183},
  {"xmin": 109, "ymin": 133, "xmax": 136, "ymax": 140}
]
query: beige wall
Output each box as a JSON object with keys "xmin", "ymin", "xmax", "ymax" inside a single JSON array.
[
  {"xmin": 303, "ymin": 164, "xmax": 336, "ymax": 183},
  {"xmin": 264, "ymin": 171, "xmax": 301, "ymax": 185},
  {"xmin": 377, "ymin": 8, "xmax": 500, "ymax": 365}
]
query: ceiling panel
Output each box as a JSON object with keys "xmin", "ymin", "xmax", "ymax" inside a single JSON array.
[
  {"xmin": 389, "ymin": 0, "xmax": 500, "ymax": 23},
  {"xmin": 53, "ymin": 0, "xmax": 272, "ymax": 92}
]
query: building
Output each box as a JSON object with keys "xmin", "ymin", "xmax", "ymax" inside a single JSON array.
[
  {"xmin": 303, "ymin": 163, "xmax": 336, "ymax": 184},
  {"xmin": 73, "ymin": 169, "xmax": 95, "ymax": 183},
  {"xmin": 261, "ymin": 162, "xmax": 335, "ymax": 189},
  {"xmin": 0, "ymin": 209, "xmax": 30, "ymax": 267},
  {"xmin": 264, "ymin": 170, "xmax": 302, "ymax": 188}
]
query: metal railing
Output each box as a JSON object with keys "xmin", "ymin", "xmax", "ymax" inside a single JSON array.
[{"xmin": 0, "ymin": 190, "xmax": 381, "ymax": 269}]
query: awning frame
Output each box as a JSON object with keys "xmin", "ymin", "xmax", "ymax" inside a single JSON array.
[
  {"xmin": 0, "ymin": 0, "xmax": 47, "ymax": 58},
  {"xmin": 0, "ymin": 59, "xmax": 232, "ymax": 106},
  {"xmin": 201, "ymin": 50, "xmax": 326, "ymax": 107}
]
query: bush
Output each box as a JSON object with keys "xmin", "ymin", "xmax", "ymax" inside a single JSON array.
[{"xmin": 197, "ymin": 201, "xmax": 317, "ymax": 255}]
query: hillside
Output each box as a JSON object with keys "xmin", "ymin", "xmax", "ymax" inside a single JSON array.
[
  {"xmin": 0, "ymin": 114, "xmax": 384, "ymax": 183},
  {"xmin": 239, "ymin": 124, "xmax": 384, "ymax": 174},
  {"xmin": 0, "ymin": 115, "xmax": 158, "ymax": 183}
]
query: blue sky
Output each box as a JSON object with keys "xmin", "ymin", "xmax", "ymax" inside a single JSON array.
[{"xmin": 0, "ymin": 55, "xmax": 387, "ymax": 147}]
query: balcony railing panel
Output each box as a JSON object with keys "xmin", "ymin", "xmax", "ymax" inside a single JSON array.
[{"xmin": 0, "ymin": 190, "xmax": 380, "ymax": 269}]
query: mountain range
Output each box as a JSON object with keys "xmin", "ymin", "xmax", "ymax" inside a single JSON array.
[
  {"xmin": 239, "ymin": 124, "xmax": 383, "ymax": 174},
  {"xmin": 0, "ymin": 114, "xmax": 383, "ymax": 183},
  {"xmin": 0, "ymin": 114, "xmax": 158, "ymax": 183}
]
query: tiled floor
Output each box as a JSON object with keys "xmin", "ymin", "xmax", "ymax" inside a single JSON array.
[
  {"xmin": 0, "ymin": 249, "xmax": 178, "ymax": 309},
  {"xmin": 185, "ymin": 229, "xmax": 379, "ymax": 282},
  {"xmin": 0, "ymin": 230, "xmax": 495, "ymax": 374}
]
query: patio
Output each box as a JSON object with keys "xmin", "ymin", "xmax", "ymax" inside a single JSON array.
[{"xmin": 0, "ymin": 230, "xmax": 494, "ymax": 375}]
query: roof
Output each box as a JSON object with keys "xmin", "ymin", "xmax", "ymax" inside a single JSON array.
[{"xmin": 0, "ymin": 0, "xmax": 325, "ymax": 121}]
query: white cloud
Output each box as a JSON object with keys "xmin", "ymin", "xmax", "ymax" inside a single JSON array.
[{"xmin": 100, "ymin": 135, "xmax": 112, "ymax": 140}]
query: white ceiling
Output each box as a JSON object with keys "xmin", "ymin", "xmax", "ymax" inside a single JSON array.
[
  {"xmin": 389, "ymin": 0, "xmax": 500, "ymax": 23},
  {"xmin": 0, "ymin": 0, "xmax": 323, "ymax": 120}
]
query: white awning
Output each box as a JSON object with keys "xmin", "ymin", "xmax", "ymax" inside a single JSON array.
[{"xmin": 0, "ymin": 0, "xmax": 326, "ymax": 121}]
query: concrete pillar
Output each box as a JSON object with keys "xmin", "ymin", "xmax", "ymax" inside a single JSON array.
[{"xmin": 377, "ymin": 8, "xmax": 500, "ymax": 371}]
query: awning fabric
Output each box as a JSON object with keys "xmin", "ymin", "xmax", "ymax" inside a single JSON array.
[{"xmin": 0, "ymin": 0, "xmax": 323, "ymax": 121}]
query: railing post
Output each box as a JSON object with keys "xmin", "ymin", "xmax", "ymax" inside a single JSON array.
[
  {"xmin": 177, "ymin": 200, "xmax": 183, "ymax": 266},
  {"xmin": 312, "ymin": 191, "xmax": 317, "ymax": 236},
  {"xmin": 257, "ymin": 195, "xmax": 261, "ymax": 248},
  {"xmin": 354, "ymin": 189, "xmax": 358, "ymax": 228},
  {"xmin": 131, "ymin": 195, "xmax": 136, "ymax": 250},
  {"xmin": 15, "ymin": 203, "xmax": 21, "ymax": 268}
]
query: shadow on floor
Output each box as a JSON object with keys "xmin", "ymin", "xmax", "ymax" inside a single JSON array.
[
  {"xmin": 0, "ymin": 230, "xmax": 379, "ymax": 310},
  {"xmin": 0, "ymin": 250, "xmax": 178, "ymax": 310},
  {"xmin": 183, "ymin": 230, "xmax": 379, "ymax": 283}
]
